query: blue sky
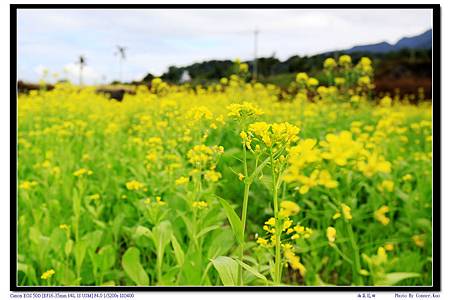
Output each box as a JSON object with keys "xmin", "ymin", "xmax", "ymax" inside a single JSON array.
[{"xmin": 17, "ymin": 9, "xmax": 432, "ymax": 84}]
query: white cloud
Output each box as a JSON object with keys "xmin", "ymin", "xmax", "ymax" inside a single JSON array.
[
  {"xmin": 33, "ymin": 65, "xmax": 49, "ymax": 78},
  {"xmin": 62, "ymin": 63, "xmax": 101, "ymax": 84},
  {"xmin": 17, "ymin": 8, "xmax": 433, "ymax": 83}
]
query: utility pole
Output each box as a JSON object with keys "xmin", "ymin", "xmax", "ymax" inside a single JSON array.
[
  {"xmin": 77, "ymin": 55, "xmax": 86, "ymax": 86},
  {"xmin": 115, "ymin": 45, "xmax": 127, "ymax": 83},
  {"xmin": 253, "ymin": 28, "xmax": 259, "ymax": 82}
]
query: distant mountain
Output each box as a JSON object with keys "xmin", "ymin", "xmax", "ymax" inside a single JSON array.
[
  {"xmin": 345, "ymin": 41, "xmax": 393, "ymax": 53},
  {"xmin": 394, "ymin": 29, "xmax": 432, "ymax": 50},
  {"xmin": 343, "ymin": 29, "xmax": 432, "ymax": 53}
]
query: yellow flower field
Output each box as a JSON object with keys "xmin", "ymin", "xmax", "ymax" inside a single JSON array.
[{"xmin": 17, "ymin": 57, "xmax": 432, "ymax": 286}]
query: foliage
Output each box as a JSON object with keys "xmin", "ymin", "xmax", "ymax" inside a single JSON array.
[{"xmin": 17, "ymin": 55, "xmax": 432, "ymax": 286}]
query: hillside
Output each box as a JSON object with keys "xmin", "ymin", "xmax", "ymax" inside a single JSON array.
[{"xmin": 344, "ymin": 29, "xmax": 432, "ymax": 53}]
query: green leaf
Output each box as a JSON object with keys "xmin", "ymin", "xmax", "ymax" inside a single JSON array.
[
  {"xmin": 82, "ymin": 230, "xmax": 103, "ymax": 252},
  {"xmin": 121, "ymin": 247, "xmax": 149, "ymax": 286},
  {"xmin": 74, "ymin": 240, "xmax": 87, "ymax": 274},
  {"xmin": 207, "ymin": 228, "xmax": 234, "ymax": 259},
  {"xmin": 55, "ymin": 264, "xmax": 77, "ymax": 285},
  {"xmin": 216, "ymin": 197, "xmax": 243, "ymax": 245},
  {"xmin": 151, "ymin": 221, "xmax": 173, "ymax": 259},
  {"xmin": 179, "ymin": 213, "xmax": 195, "ymax": 241},
  {"xmin": 72, "ymin": 188, "xmax": 81, "ymax": 217},
  {"xmin": 18, "ymin": 263, "xmax": 37, "ymax": 285},
  {"xmin": 98, "ymin": 245, "xmax": 115, "ymax": 271},
  {"xmin": 171, "ymin": 234, "xmax": 185, "ymax": 267},
  {"xmin": 49, "ymin": 228, "xmax": 66, "ymax": 254},
  {"xmin": 234, "ymin": 258, "xmax": 268, "ymax": 285},
  {"xmin": 65, "ymin": 239, "xmax": 74, "ymax": 257},
  {"xmin": 376, "ymin": 272, "xmax": 421, "ymax": 286},
  {"xmin": 195, "ymin": 225, "xmax": 220, "ymax": 239},
  {"xmin": 133, "ymin": 225, "xmax": 153, "ymax": 240},
  {"xmin": 211, "ymin": 256, "xmax": 238, "ymax": 286},
  {"xmin": 151, "ymin": 220, "xmax": 173, "ymax": 283}
]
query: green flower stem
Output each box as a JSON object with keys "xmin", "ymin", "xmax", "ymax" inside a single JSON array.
[
  {"xmin": 331, "ymin": 243, "xmax": 353, "ymax": 265},
  {"xmin": 346, "ymin": 222, "xmax": 364, "ymax": 285},
  {"xmin": 238, "ymin": 142, "xmax": 250, "ymax": 286},
  {"xmin": 270, "ymin": 148, "xmax": 282, "ymax": 285}
]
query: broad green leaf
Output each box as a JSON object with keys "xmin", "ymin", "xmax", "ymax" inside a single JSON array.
[
  {"xmin": 112, "ymin": 213, "xmax": 125, "ymax": 240},
  {"xmin": 376, "ymin": 272, "xmax": 421, "ymax": 286},
  {"xmin": 74, "ymin": 240, "xmax": 87, "ymax": 275},
  {"xmin": 18, "ymin": 263, "xmax": 37, "ymax": 285},
  {"xmin": 217, "ymin": 197, "xmax": 243, "ymax": 245},
  {"xmin": 182, "ymin": 244, "xmax": 203, "ymax": 285},
  {"xmin": 151, "ymin": 221, "xmax": 173, "ymax": 283},
  {"xmin": 151, "ymin": 221, "xmax": 173, "ymax": 257},
  {"xmin": 195, "ymin": 225, "xmax": 220, "ymax": 239},
  {"xmin": 82, "ymin": 230, "xmax": 103, "ymax": 252},
  {"xmin": 98, "ymin": 245, "xmax": 116, "ymax": 271},
  {"xmin": 133, "ymin": 225, "xmax": 153, "ymax": 240},
  {"xmin": 207, "ymin": 228, "xmax": 234, "ymax": 259},
  {"xmin": 171, "ymin": 234, "xmax": 185, "ymax": 267},
  {"xmin": 49, "ymin": 228, "xmax": 66, "ymax": 254},
  {"xmin": 29, "ymin": 227, "xmax": 42, "ymax": 245},
  {"xmin": 234, "ymin": 258, "xmax": 268, "ymax": 285},
  {"xmin": 65, "ymin": 239, "xmax": 74, "ymax": 257},
  {"xmin": 179, "ymin": 213, "xmax": 195, "ymax": 240},
  {"xmin": 121, "ymin": 247, "xmax": 149, "ymax": 286},
  {"xmin": 56, "ymin": 264, "xmax": 77, "ymax": 285},
  {"xmin": 211, "ymin": 256, "xmax": 238, "ymax": 286},
  {"xmin": 72, "ymin": 188, "xmax": 81, "ymax": 217},
  {"xmin": 93, "ymin": 219, "xmax": 106, "ymax": 229}
]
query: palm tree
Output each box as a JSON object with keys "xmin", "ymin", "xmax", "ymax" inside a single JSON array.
[
  {"xmin": 77, "ymin": 55, "xmax": 87, "ymax": 86},
  {"xmin": 115, "ymin": 45, "xmax": 127, "ymax": 83}
]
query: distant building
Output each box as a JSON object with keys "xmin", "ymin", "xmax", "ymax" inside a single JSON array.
[{"xmin": 180, "ymin": 70, "xmax": 191, "ymax": 83}]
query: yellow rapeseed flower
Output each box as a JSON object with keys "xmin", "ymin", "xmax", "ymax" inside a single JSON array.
[
  {"xmin": 73, "ymin": 168, "xmax": 93, "ymax": 177},
  {"xmin": 384, "ymin": 243, "xmax": 394, "ymax": 251},
  {"xmin": 126, "ymin": 180, "xmax": 145, "ymax": 191},
  {"xmin": 317, "ymin": 170, "xmax": 338, "ymax": 189},
  {"xmin": 284, "ymin": 249, "xmax": 306, "ymax": 277},
  {"xmin": 204, "ymin": 170, "xmax": 222, "ymax": 182},
  {"xmin": 327, "ymin": 226, "xmax": 336, "ymax": 244},
  {"xmin": 238, "ymin": 173, "xmax": 245, "ymax": 181},
  {"xmin": 279, "ymin": 200, "xmax": 300, "ymax": 218},
  {"xmin": 156, "ymin": 196, "xmax": 166, "ymax": 206},
  {"xmin": 357, "ymin": 153, "xmax": 391, "ymax": 177},
  {"xmin": 19, "ymin": 180, "xmax": 38, "ymax": 190},
  {"xmin": 265, "ymin": 217, "xmax": 276, "ymax": 226},
  {"xmin": 374, "ymin": 205, "xmax": 390, "ymax": 225},
  {"xmin": 323, "ymin": 57, "xmax": 337, "ymax": 69},
  {"xmin": 226, "ymin": 102, "xmax": 264, "ymax": 119},
  {"xmin": 41, "ymin": 269, "xmax": 55, "ymax": 280},
  {"xmin": 402, "ymin": 174, "xmax": 413, "ymax": 181},
  {"xmin": 307, "ymin": 78, "xmax": 319, "ymax": 87},
  {"xmin": 192, "ymin": 201, "xmax": 208, "ymax": 209},
  {"xmin": 256, "ymin": 237, "xmax": 268, "ymax": 246},
  {"xmin": 296, "ymin": 72, "xmax": 309, "ymax": 83},
  {"xmin": 341, "ymin": 204, "xmax": 352, "ymax": 220},
  {"xmin": 175, "ymin": 176, "xmax": 189, "ymax": 185},
  {"xmin": 412, "ymin": 234, "xmax": 425, "ymax": 248},
  {"xmin": 378, "ymin": 180, "xmax": 394, "ymax": 192},
  {"xmin": 339, "ymin": 55, "xmax": 352, "ymax": 66}
]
